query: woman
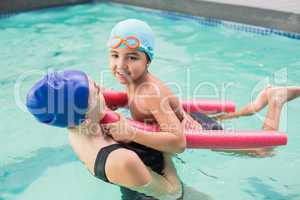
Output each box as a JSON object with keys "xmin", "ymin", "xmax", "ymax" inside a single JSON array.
[{"xmin": 26, "ymin": 70, "xmax": 183, "ymax": 200}]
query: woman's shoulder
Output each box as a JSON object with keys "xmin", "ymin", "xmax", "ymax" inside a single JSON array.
[
  {"xmin": 105, "ymin": 147, "xmax": 151, "ymax": 187},
  {"xmin": 106, "ymin": 147, "xmax": 140, "ymax": 167}
]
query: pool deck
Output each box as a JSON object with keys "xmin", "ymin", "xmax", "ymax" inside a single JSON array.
[
  {"xmin": 109, "ymin": 0, "xmax": 300, "ymax": 34},
  {"xmin": 202, "ymin": 0, "xmax": 300, "ymax": 14}
]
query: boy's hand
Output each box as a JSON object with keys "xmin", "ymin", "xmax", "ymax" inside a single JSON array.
[{"xmin": 102, "ymin": 114, "xmax": 135, "ymax": 143}]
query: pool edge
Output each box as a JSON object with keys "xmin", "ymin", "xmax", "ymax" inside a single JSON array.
[{"xmin": 107, "ymin": 0, "xmax": 300, "ymax": 34}]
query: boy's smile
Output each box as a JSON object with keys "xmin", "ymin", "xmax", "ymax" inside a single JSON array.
[{"xmin": 109, "ymin": 48, "xmax": 148, "ymax": 85}]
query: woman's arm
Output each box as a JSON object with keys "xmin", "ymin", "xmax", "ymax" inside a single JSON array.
[{"xmin": 105, "ymin": 149, "xmax": 181, "ymax": 199}]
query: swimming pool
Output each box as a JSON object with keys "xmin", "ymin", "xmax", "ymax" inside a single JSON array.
[{"xmin": 1, "ymin": 2, "xmax": 300, "ymax": 200}]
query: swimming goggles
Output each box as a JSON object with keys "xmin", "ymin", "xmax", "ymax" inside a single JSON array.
[{"xmin": 109, "ymin": 36, "xmax": 140, "ymax": 49}]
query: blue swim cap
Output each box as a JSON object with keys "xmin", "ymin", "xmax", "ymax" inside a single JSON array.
[
  {"xmin": 108, "ymin": 19, "xmax": 155, "ymax": 61},
  {"xmin": 26, "ymin": 70, "xmax": 89, "ymax": 128}
]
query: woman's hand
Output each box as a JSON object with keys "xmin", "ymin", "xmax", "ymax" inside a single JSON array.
[{"xmin": 102, "ymin": 114, "xmax": 135, "ymax": 143}]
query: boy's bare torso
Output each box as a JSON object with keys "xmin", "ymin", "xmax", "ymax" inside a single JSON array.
[{"xmin": 127, "ymin": 73, "xmax": 202, "ymax": 129}]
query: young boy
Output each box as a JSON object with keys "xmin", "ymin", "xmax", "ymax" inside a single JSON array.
[
  {"xmin": 104, "ymin": 19, "xmax": 216, "ymax": 154},
  {"xmin": 104, "ymin": 19, "xmax": 299, "ymax": 157}
]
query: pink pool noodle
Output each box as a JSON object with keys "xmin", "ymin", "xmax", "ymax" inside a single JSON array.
[
  {"xmin": 103, "ymin": 90, "xmax": 236, "ymax": 113},
  {"xmin": 100, "ymin": 111, "xmax": 287, "ymax": 149}
]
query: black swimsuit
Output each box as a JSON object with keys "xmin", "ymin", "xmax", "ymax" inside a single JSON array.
[
  {"xmin": 189, "ymin": 112, "xmax": 223, "ymax": 130},
  {"xmin": 94, "ymin": 112, "xmax": 222, "ymax": 200},
  {"xmin": 94, "ymin": 142, "xmax": 163, "ymax": 200}
]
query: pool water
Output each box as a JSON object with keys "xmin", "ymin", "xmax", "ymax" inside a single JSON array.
[{"xmin": 1, "ymin": 2, "xmax": 300, "ymax": 200}]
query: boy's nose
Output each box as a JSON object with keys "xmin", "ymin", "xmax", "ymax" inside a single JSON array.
[{"xmin": 116, "ymin": 59, "xmax": 127, "ymax": 71}]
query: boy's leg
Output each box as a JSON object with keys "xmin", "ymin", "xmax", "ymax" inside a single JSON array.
[
  {"xmin": 214, "ymin": 86, "xmax": 300, "ymax": 157},
  {"xmin": 253, "ymin": 87, "xmax": 300, "ymax": 156},
  {"xmin": 214, "ymin": 86, "xmax": 271, "ymax": 120},
  {"xmin": 263, "ymin": 86, "xmax": 300, "ymax": 130}
]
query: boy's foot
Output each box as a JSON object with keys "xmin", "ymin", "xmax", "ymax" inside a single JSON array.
[{"xmin": 267, "ymin": 86, "xmax": 300, "ymax": 107}]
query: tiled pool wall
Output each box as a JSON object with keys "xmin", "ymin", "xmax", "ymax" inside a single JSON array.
[
  {"xmin": 108, "ymin": 0, "xmax": 300, "ymax": 34},
  {"xmin": 142, "ymin": 6, "xmax": 300, "ymax": 40},
  {"xmin": 1, "ymin": 0, "xmax": 300, "ymax": 40}
]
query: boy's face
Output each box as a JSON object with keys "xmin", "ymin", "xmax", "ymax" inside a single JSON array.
[{"xmin": 109, "ymin": 48, "xmax": 148, "ymax": 84}]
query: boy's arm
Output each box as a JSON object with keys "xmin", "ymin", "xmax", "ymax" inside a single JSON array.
[
  {"xmin": 105, "ymin": 150, "xmax": 181, "ymax": 199},
  {"xmin": 102, "ymin": 89, "xmax": 186, "ymax": 153},
  {"xmin": 131, "ymin": 95, "xmax": 186, "ymax": 154}
]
